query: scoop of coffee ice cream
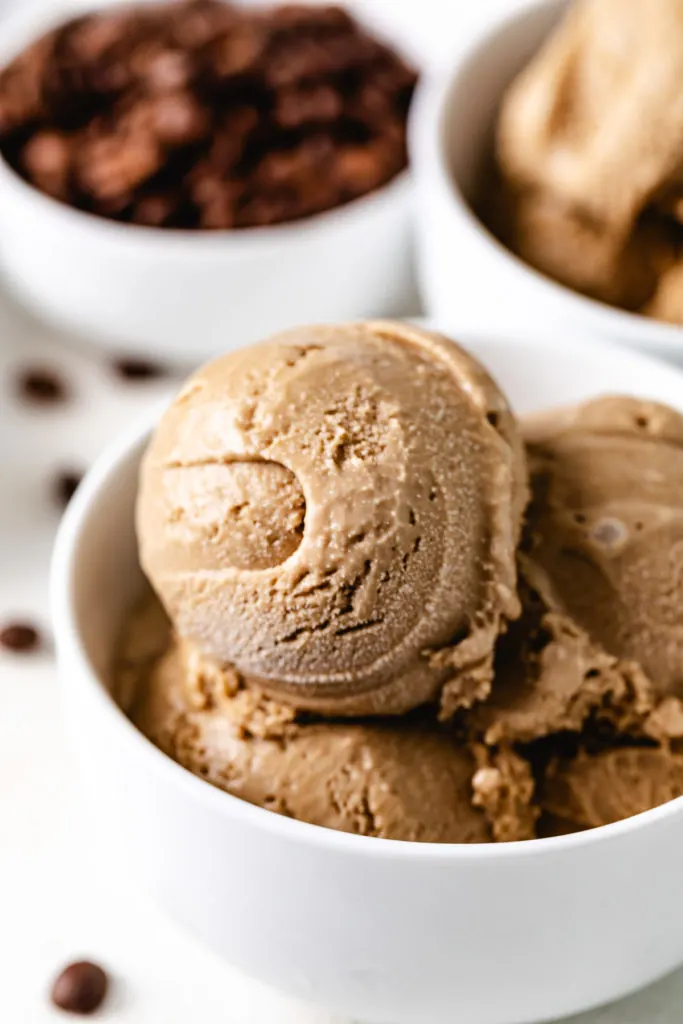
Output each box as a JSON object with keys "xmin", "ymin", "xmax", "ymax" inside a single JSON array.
[
  {"xmin": 137, "ymin": 321, "xmax": 527, "ymax": 717},
  {"xmin": 485, "ymin": 182, "xmax": 674, "ymax": 310},
  {"xmin": 121, "ymin": 591, "xmax": 537, "ymax": 843},
  {"xmin": 542, "ymin": 747, "xmax": 683, "ymax": 830},
  {"xmin": 128, "ymin": 388, "xmax": 683, "ymax": 843},
  {"xmin": 469, "ymin": 396, "xmax": 683, "ymax": 749},
  {"xmin": 497, "ymin": 0, "xmax": 683, "ymax": 237},
  {"xmin": 518, "ymin": 395, "xmax": 683, "ymax": 702},
  {"xmin": 468, "ymin": 395, "xmax": 683, "ymax": 839}
]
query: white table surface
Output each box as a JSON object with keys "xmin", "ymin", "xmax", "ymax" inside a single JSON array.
[{"xmin": 3, "ymin": 1, "xmax": 683, "ymax": 1021}]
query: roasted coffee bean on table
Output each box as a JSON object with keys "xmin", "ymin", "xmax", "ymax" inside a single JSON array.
[
  {"xmin": 15, "ymin": 365, "xmax": 70, "ymax": 404},
  {"xmin": 53, "ymin": 469, "xmax": 84, "ymax": 508},
  {"xmin": 0, "ymin": 0, "xmax": 417, "ymax": 229},
  {"xmin": 50, "ymin": 960, "xmax": 109, "ymax": 1015},
  {"xmin": 110, "ymin": 354, "xmax": 169, "ymax": 380},
  {"xmin": 0, "ymin": 621, "xmax": 42, "ymax": 653}
]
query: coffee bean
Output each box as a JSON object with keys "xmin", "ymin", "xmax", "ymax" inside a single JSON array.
[
  {"xmin": 54, "ymin": 470, "xmax": 84, "ymax": 507},
  {"xmin": 50, "ymin": 961, "xmax": 108, "ymax": 1015},
  {"xmin": 0, "ymin": 621, "xmax": 41, "ymax": 653},
  {"xmin": 16, "ymin": 367, "xmax": 69, "ymax": 404},
  {"xmin": 111, "ymin": 356, "xmax": 167, "ymax": 381}
]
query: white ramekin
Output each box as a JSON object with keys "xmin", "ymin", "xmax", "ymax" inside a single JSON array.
[
  {"xmin": 410, "ymin": 0, "xmax": 683, "ymax": 363},
  {"xmin": 0, "ymin": 0, "xmax": 415, "ymax": 365},
  {"xmin": 52, "ymin": 326, "xmax": 683, "ymax": 1024}
]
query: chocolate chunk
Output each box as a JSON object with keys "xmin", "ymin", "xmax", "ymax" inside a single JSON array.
[
  {"xmin": 0, "ymin": 621, "xmax": 41, "ymax": 653},
  {"xmin": 111, "ymin": 355, "xmax": 167, "ymax": 380},
  {"xmin": 54, "ymin": 470, "xmax": 84, "ymax": 507},
  {"xmin": 16, "ymin": 367, "xmax": 69, "ymax": 404},
  {"xmin": 50, "ymin": 961, "xmax": 108, "ymax": 1015}
]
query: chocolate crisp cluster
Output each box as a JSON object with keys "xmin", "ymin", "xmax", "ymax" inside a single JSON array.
[{"xmin": 0, "ymin": 0, "xmax": 416, "ymax": 229}]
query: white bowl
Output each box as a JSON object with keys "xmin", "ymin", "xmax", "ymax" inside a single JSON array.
[
  {"xmin": 52, "ymin": 326, "xmax": 683, "ymax": 1024},
  {"xmin": 411, "ymin": 0, "xmax": 683, "ymax": 363},
  {"xmin": 0, "ymin": 0, "xmax": 415, "ymax": 365}
]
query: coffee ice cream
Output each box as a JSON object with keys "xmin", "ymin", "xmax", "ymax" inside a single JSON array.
[
  {"xmin": 454, "ymin": 395, "xmax": 683, "ymax": 835},
  {"xmin": 119, "ymin": 321, "xmax": 683, "ymax": 843},
  {"xmin": 119, "ymin": 585, "xmax": 536, "ymax": 842},
  {"xmin": 477, "ymin": 395, "xmax": 683, "ymax": 833},
  {"xmin": 137, "ymin": 321, "xmax": 527, "ymax": 718},
  {"xmin": 542, "ymin": 747, "xmax": 683, "ymax": 830},
  {"xmin": 485, "ymin": 0, "xmax": 683, "ymax": 321},
  {"xmin": 522, "ymin": 395, "xmax": 683, "ymax": 700}
]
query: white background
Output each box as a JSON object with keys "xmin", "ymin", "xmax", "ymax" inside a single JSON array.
[{"xmin": 2, "ymin": 1, "xmax": 683, "ymax": 1022}]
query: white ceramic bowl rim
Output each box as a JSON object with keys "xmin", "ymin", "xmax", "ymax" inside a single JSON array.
[
  {"xmin": 416, "ymin": 0, "xmax": 683, "ymax": 350},
  {"xmin": 51, "ymin": 354, "xmax": 683, "ymax": 861},
  {"xmin": 0, "ymin": 0, "xmax": 410, "ymax": 252},
  {"xmin": 0, "ymin": 155, "xmax": 410, "ymax": 252}
]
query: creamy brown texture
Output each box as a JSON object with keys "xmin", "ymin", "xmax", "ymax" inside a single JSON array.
[
  {"xmin": 486, "ymin": 186, "xmax": 674, "ymax": 311},
  {"xmin": 124, "ymin": 384, "xmax": 683, "ymax": 841},
  {"xmin": 137, "ymin": 321, "xmax": 527, "ymax": 718},
  {"xmin": 469, "ymin": 590, "xmax": 655, "ymax": 748},
  {"xmin": 120, "ymin": 589, "xmax": 536, "ymax": 843},
  {"xmin": 543, "ymin": 747, "xmax": 683, "ymax": 830},
  {"xmin": 486, "ymin": 0, "xmax": 683, "ymax": 321},
  {"xmin": 522, "ymin": 395, "xmax": 683, "ymax": 702},
  {"xmin": 480, "ymin": 395, "xmax": 683, "ymax": 832},
  {"xmin": 467, "ymin": 396, "xmax": 683, "ymax": 749}
]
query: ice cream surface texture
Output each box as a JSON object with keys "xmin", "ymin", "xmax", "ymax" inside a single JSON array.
[
  {"xmin": 466, "ymin": 394, "xmax": 683, "ymax": 835},
  {"xmin": 521, "ymin": 395, "xmax": 683, "ymax": 700},
  {"xmin": 123, "ymin": 324, "xmax": 683, "ymax": 843},
  {"xmin": 137, "ymin": 321, "xmax": 527, "ymax": 717},
  {"xmin": 118, "ymin": 587, "xmax": 536, "ymax": 843},
  {"xmin": 485, "ymin": 0, "xmax": 683, "ymax": 321},
  {"xmin": 515, "ymin": 396, "xmax": 683, "ymax": 830}
]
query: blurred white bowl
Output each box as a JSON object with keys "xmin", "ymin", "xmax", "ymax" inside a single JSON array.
[
  {"xmin": 411, "ymin": 0, "xmax": 683, "ymax": 363},
  {"xmin": 0, "ymin": 0, "xmax": 416, "ymax": 364},
  {"xmin": 52, "ymin": 325, "xmax": 683, "ymax": 1024}
]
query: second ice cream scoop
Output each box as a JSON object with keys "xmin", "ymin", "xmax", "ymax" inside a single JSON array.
[
  {"xmin": 522, "ymin": 395, "xmax": 683, "ymax": 702},
  {"xmin": 137, "ymin": 321, "xmax": 526, "ymax": 716}
]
